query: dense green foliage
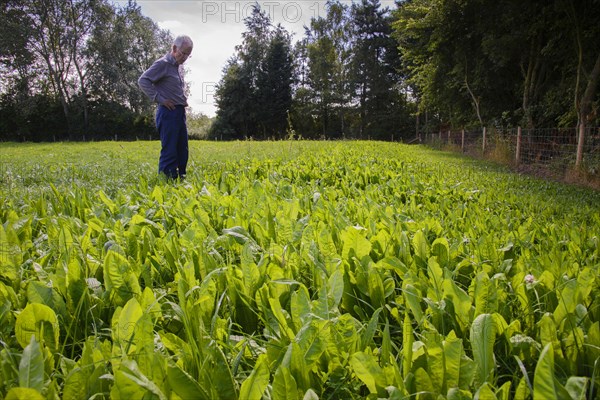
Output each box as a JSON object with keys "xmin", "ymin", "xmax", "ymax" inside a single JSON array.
[
  {"xmin": 1, "ymin": 141, "xmax": 599, "ymax": 399},
  {"xmin": 2, "ymin": 0, "xmax": 598, "ymax": 141},
  {"xmin": 212, "ymin": 7, "xmax": 294, "ymax": 140},
  {"xmin": 213, "ymin": 1, "xmax": 414, "ymax": 140},
  {"xmin": 392, "ymin": 0, "xmax": 600, "ymax": 130},
  {"xmin": 0, "ymin": 0, "xmax": 171, "ymax": 141}
]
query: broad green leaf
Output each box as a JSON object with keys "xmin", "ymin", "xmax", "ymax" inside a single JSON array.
[
  {"xmin": 564, "ymin": 376, "xmax": 588, "ymax": 400},
  {"xmin": 421, "ymin": 331, "xmax": 444, "ymax": 394},
  {"xmin": 514, "ymin": 377, "xmax": 531, "ymax": 400},
  {"xmin": 327, "ymin": 268, "xmax": 344, "ymax": 308},
  {"xmin": 381, "ymin": 321, "xmax": 391, "ymax": 367},
  {"xmin": 402, "ymin": 314, "xmax": 413, "ymax": 377},
  {"xmin": 426, "ymin": 257, "xmax": 444, "ymax": 301},
  {"xmin": 533, "ymin": 343, "xmax": 565, "ymax": 400},
  {"xmin": 291, "ymin": 285, "xmax": 311, "ymax": 331},
  {"xmin": 104, "ymin": 249, "xmax": 141, "ymax": 306},
  {"xmin": 0, "ymin": 223, "xmax": 20, "ymax": 280},
  {"xmin": 367, "ymin": 268, "xmax": 385, "ymax": 308},
  {"xmin": 362, "ymin": 308, "xmax": 382, "ymax": 349},
  {"xmin": 474, "ymin": 382, "xmax": 497, "ymax": 399},
  {"xmin": 26, "ymin": 281, "xmax": 67, "ymax": 319},
  {"xmin": 458, "ymin": 353, "xmax": 476, "ymax": 390},
  {"xmin": 18, "ymin": 336, "xmax": 44, "ymax": 392},
  {"xmin": 412, "ymin": 230, "xmax": 429, "ymax": 268},
  {"xmin": 470, "ymin": 313, "xmax": 495, "ymax": 386},
  {"xmin": 239, "ymin": 354, "xmax": 270, "ymax": 400},
  {"xmin": 150, "ymin": 185, "xmax": 164, "ymax": 203},
  {"xmin": 474, "ymin": 273, "xmax": 497, "ymax": 315},
  {"xmin": 495, "ymin": 381, "xmax": 511, "ymax": 400},
  {"xmin": 5, "ymin": 387, "xmax": 45, "ymax": 400},
  {"xmin": 139, "ymin": 287, "xmax": 162, "ymax": 321},
  {"xmin": 536, "ymin": 343, "xmax": 575, "ymax": 399},
  {"xmin": 574, "ymin": 268, "xmax": 594, "ymax": 304},
  {"xmin": 58, "ymin": 222, "xmax": 74, "ymax": 252},
  {"xmin": 447, "ymin": 387, "xmax": 472, "ymax": 400},
  {"xmin": 431, "ymin": 237, "xmax": 450, "ymax": 267},
  {"xmin": 63, "ymin": 368, "xmax": 88, "ymax": 400},
  {"xmin": 98, "ymin": 190, "xmax": 117, "ymax": 212},
  {"xmin": 554, "ymin": 279, "xmax": 577, "ymax": 324},
  {"xmin": 350, "ymin": 351, "xmax": 387, "ymax": 394},
  {"xmin": 167, "ymin": 363, "xmax": 210, "ymax": 400},
  {"xmin": 586, "ymin": 322, "xmax": 600, "ymax": 371},
  {"xmin": 398, "ymin": 231, "xmax": 412, "ymax": 266},
  {"xmin": 283, "ymin": 342, "xmax": 310, "ymax": 391},
  {"xmin": 272, "ymin": 366, "xmax": 298, "ymax": 400},
  {"xmin": 222, "ymin": 226, "xmax": 257, "ymax": 246},
  {"xmin": 443, "ymin": 331, "xmax": 463, "ymax": 390},
  {"xmin": 537, "ymin": 314, "xmax": 566, "ymax": 369},
  {"xmin": 111, "ymin": 359, "xmax": 166, "ymax": 400},
  {"xmin": 313, "ymin": 277, "xmax": 331, "ymax": 319},
  {"xmin": 378, "ymin": 257, "xmax": 408, "ymax": 278},
  {"xmin": 317, "ymin": 226, "xmax": 338, "ymax": 259},
  {"xmin": 113, "ymin": 297, "xmax": 143, "ymax": 345},
  {"xmin": 15, "ymin": 303, "xmax": 59, "ymax": 351},
  {"xmin": 303, "ymin": 388, "xmax": 319, "ymax": 400},
  {"xmin": 269, "ymin": 297, "xmax": 294, "ymax": 340},
  {"xmin": 131, "ymin": 314, "xmax": 156, "ymax": 378},
  {"xmin": 413, "ymin": 367, "xmax": 435, "ymax": 396},
  {"xmin": 403, "ymin": 283, "xmax": 423, "ymax": 323},
  {"xmin": 297, "ymin": 321, "xmax": 326, "ymax": 367},
  {"xmin": 208, "ymin": 341, "xmax": 237, "ymax": 400},
  {"xmin": 66, "ymin": 258, "xmax": 86, "ymax": 310},
  {"xmin": 341, "ymin": 226, "xmax": 371, "ymax": 261},
  {"xmin": 331, "ymin": 313, "xmax": 360, "ymax": 353}
]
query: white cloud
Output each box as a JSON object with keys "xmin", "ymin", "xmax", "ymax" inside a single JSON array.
[{"xmin": 156, "ymin": 19, "xmax": 184, "ymax": 32}]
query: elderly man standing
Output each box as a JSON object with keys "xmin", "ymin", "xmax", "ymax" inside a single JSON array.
[{"xmin": 139, "ymin": 35, "xmax": 193, "ymax": 180}]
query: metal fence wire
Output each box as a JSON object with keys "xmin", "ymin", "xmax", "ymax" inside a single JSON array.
[{"xmin": 419, "ymin": 127, "xmax": 600, "ymax": 182}]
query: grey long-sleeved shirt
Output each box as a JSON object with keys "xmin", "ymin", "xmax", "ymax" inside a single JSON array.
[{"xmin": 138, "ymin": 53, "xmax": 188, "ymax": 107}]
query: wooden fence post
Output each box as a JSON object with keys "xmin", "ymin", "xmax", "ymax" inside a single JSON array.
[
  {"xmin": 461, "ymin": 129, "xmax": 465, "ymax": 152},
  {"xmin": 515, "ymin": 126, "xmax": 522, "ymax": 166},
  {"xmin": 482, "ymin": 127, "xmax": 487, "ymax": 153}
]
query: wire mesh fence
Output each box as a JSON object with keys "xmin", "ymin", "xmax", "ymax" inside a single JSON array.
[{"xmin": 418, "ymin": 126, "xmax": 600, "ymax": 185}]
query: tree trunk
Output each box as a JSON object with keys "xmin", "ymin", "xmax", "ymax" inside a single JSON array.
[
  {"xmin": 575, "ymin": 52, "xmax": 600, "ymax": 168},
  {"xmin": 521, "ymin": 40, "xmax": 542, "ymax": 129},
  {"xmin": 465, "ymin": 73, "xmax": 483, "ymax": 127},
  {"xmin": 578, "ymin": 52, "xmax": 600, "ymax": 124}
]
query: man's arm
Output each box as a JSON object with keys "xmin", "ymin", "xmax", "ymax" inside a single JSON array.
[{"xmin": 138, "ymin": 60, "xmax": 166, "ymax": 105}]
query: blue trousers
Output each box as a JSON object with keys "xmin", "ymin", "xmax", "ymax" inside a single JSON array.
[{"xmin": 156, "ymin": 105, "xmax": 188, "ymax": 179}]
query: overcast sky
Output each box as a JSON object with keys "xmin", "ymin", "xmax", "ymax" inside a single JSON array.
[{"xmin": 114, "ymin": 1, "xmax": 396, "ymax": 117}]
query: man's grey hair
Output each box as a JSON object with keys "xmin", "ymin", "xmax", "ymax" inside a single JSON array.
[{"xmin": 174, "ymin": 35, "xmax": 193, "ymax": 48}]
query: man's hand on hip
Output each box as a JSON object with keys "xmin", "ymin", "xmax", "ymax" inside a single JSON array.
[{"xmin": 162, "ymin": 99, "xmax": 176, "ymax": 110}]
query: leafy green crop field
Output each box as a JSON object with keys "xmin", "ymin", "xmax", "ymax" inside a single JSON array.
[{"xmin": 1, "ymin": 141, "xmax": 599, "ymax": 399}]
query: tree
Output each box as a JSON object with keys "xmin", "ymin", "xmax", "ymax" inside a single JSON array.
[
  {"xmin": 350, "ymin": 0, "xmax": 410, "ymax": 139},
  {"xmin": 0, "ymin": 0, "xmax": 171, "ymax": 140},
  {"xmin": 391, "ymin": 0, "xmax": 599, "ymax": 132},
  {"xmin": 212, "ymin": 5, "xmax": 293, "ymax": 139},
  {"xmin": 393, "ymin": 0, "xmax": 513, "ymax": 129},
  {"xmin": 86, "ymin": 0, "xmax": 172, "ymax": 115},
  {"xmin": 302, "ymin": 0, "xmax": 352, "ymax": 138},
  {"xmin": 256, "ymin": 26, "xmax": 293, "ymax": 138},
  {"xmin": 212, "ymin": 57, "xmax": 249, "ymax": 139},
  {"xmin": 561, "ymin": 0, "xmax": 600, "ymax": 167}
]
